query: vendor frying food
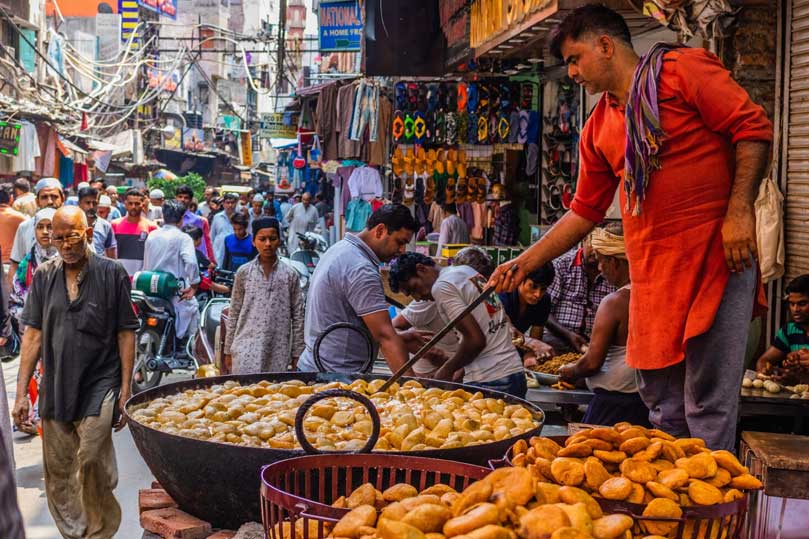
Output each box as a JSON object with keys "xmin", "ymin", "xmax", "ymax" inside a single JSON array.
[
  {"xmin": 389, "ymin": 253, "xmax": 527, "ymax": 398},
  {"xmin": 556, "ymin": 224, "xmax": 649, "ymax": 427},
  {"xmin": 298, "ymin": 205, "xmax": 424, "ymax": 374},
  {"xmin": 490, "ymin": 5, "xmax": 772, "ymax": 450}
]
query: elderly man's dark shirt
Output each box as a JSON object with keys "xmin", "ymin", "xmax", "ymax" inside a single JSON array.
[{"xmin": 20, "ymin": 253, "xmax": 139, "ymax": 422}]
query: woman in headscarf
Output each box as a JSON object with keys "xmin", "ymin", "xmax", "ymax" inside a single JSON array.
[
  {"xmin": 224, "ymin": 218, "xmax": 305, "ymax": 374},
  {"xmin": 9, "ymin": 208, "xmax": 59, "ymax": 435}
]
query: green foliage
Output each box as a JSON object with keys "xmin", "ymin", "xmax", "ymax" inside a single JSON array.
[{"xmin": 146, "ymin": 172, "xmax": 206, "ymax": 201}]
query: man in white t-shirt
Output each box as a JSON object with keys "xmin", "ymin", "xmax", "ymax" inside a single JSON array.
[{"xmin": 389, "ymin": 252, "xmax": 526, "ymax": 397}]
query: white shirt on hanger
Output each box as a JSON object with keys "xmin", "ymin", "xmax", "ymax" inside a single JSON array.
[{"xmin": 348, "ymin": 167, "xmax": 382, "ymax": 201}]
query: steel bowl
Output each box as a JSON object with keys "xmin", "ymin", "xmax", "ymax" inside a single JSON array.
[{"xmin": 125, "ymin": 372, "xmax": 545, "ymax": 528}]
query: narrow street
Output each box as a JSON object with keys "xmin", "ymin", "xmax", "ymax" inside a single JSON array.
[{"xmin": 5, "ymin": 359, "xmax": 186, "ymax": 539}]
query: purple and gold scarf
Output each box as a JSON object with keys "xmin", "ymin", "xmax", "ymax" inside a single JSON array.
[{"xmin": 624, "ymin": 42, "xmax": 684, "ymax": 215}]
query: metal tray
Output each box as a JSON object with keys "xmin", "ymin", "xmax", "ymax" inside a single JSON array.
[{"xmin": 526, "ymin": 369, "xmax": 560, "ymax": 385}]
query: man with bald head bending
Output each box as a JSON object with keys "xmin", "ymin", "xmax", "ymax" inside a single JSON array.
[{"xmin": 12, "ymin": 206, "xmax": 139, "ymax": 539}]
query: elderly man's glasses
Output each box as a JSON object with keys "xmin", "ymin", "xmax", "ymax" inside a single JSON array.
[{"xmin": 52, "ymin": 232, "xmax": 85, "ymax": 247}]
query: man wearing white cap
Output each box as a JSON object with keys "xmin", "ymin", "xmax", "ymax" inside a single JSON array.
[
  {"xmin": 248, "ymin": 193, "xmax": 264, "ymax": 230},
  {"xmin": 147, "ymin": 189, "xmax": 164, "ymax": 223},
  {"xmin": 8, "ymin": 178, "xmax": 64, "ymax": 285}
]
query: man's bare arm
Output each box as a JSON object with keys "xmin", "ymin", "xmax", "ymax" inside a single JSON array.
[
  {"xmin": 12, "ymin": 328, "xmax": 42, "ymax": 428},
  {"xmin": 722, "ymin": 140, "xmax": 770, "ymax": 273},
  {"xmin": 489, "ymin": 211, "xmax": 596, "ymax": 292}
]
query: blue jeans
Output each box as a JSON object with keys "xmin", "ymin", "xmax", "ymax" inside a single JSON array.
[{"xmin": 469, "ymin": 372, "xmax": 527, "ymax": 399}]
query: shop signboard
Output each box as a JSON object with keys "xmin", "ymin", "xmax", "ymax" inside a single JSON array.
[
  {"xmin": 137, "ymin": 0, "xmax": 178, "ymax": 20},
  {"xmin": 118, "ymin": 0, "xmax": 139, "ymax": 47},
  {"xmin": 470, "ymin": 0, "xmax": 556, "ymax": 50},
  {"xmin": 319, "ymin": 0, "xmax": 363, "ymax": 52},
  {"xmin": 0, "ymin": 121, "xmax": 20, "ymax": 156},
  {"xmin": 240, "ymin": 132, "xmax": 253, "ymax": 167},
  {"xmin": 182, "ymin": 128, "xmax": 208, "ymax": 152},
  {"xmin": 259, "ymin": 113, "xmax": 297, "ymax": 139}
]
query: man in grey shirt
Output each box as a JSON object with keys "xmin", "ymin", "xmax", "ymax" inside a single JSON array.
[{"xmin": 298, "ymin": 204, "xmax": 417, "ymax": 374}]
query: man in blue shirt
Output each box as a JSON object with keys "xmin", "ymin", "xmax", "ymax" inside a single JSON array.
[{"xmin": 222, "ymin": 212, "xmax": 256, "ymax": 272}]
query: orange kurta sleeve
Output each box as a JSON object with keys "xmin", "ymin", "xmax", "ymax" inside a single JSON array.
[{"xmin": 671, "ymin": 49, "xmax": 773, "ymax": 144}]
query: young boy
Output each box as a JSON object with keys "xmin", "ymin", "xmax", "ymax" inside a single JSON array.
[
  {"xmin": 757, "ymin": 274, "xmax": 809, "ymax": 383},
  {"xmin": 222, "ymin": 212, "xmax": 256, "ymax": 272}
]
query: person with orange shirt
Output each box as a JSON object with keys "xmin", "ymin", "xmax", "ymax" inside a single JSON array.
[{"xmin": 490, "ymin": 5, "xmax": 772, "ymax": 450}]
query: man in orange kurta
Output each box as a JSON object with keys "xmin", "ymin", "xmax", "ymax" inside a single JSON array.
[{"xmin": 491, "ymin": 5, "xmax": 772, "ymax": 450}]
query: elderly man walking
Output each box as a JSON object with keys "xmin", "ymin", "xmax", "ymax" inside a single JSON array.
[{"xmin": 13, "ymin": 206, "xmax": 138, "ymax": 539}]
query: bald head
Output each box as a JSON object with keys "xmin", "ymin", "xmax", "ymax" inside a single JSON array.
[
  {"xmin": 54, "ymin": 206, "xmax": 89, "ymax": 231},
  {"xmin": 53, "ymin": 206, "xmax": 92, "ymax": 266}
]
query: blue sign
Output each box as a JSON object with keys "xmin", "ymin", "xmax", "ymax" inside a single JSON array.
[{"xmin": 318, "ymin": 0, "xmax": 362, "ymax": 52}]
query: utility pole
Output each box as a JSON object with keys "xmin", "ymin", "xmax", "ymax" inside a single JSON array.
[{"xmin": 273, "ymin": 0, "xmax": 287, "ymax": 112}]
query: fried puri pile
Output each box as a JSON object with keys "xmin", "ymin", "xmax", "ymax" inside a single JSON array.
[
  {"xmin": 129, "ymin": 379, "xmax": 540, "ymax": 451},
  {"xmin": 322, "ymin": 467, "xmax": 637, "ymax": 539},
  {"xmin": 508, "ymin": 424, "xmax": 762, "ymax": 539}
]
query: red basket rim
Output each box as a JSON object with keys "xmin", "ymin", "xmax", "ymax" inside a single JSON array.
[{"xmin": 260, "ymin": 454, "xmax": 492, "ymax": 521}]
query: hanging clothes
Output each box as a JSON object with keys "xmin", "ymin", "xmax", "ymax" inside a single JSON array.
[
  {"xmin": 345, "ymin": 199, "xmax": 372, "ymax": 232},
  {"xmin": 16, "ymin": 121, "xmax": 40, "ymax": 173},
  {"xmin": 368, "ymin": 96, "xmax": 392, "ymax": 166},
  {"xmin": 348, "ymin": 167, "xmax": 383, "ymax": 201},
  {"xmin": 428, "ymin": 202, "xmax": 445, "ymax": 232},
  {"xmin": 315, "ymin": 82, "xmax": 340, "ymax": 161},
  {"xmin": 349, "ymin": 80, "xmax": 379, "ymax": 142},
  {"xmin": 336, "ymin": 84, "xmax": 362, "ymax": 159},
  {"xmin": 457, "ymin": 202, "xmax": 475, "ymax": 231},
  {"xmin": 58, "ymin": 155, "xmax": 74, "ymax": 188},
  {"xmin": 471, "ymin": 202, "xmax": 486, "ymax": 242}
]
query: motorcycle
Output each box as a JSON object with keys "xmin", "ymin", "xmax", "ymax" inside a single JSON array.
[
  {"xmin": 289, "ymin": 231, "xmax": 328, "ymax": 277},
  {"xmin": 130, "ymin": 289, "xmax": 202, "ymax": 394},
  {"xmin": 193, "ymin": 256, "xmax": 311, "ymax": 373}
]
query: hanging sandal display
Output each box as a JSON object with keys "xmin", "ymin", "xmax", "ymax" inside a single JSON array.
[
  {"xmin": 404, "ymin": 113, "xmax": 416, "ymax": 142},
  {"xmin": 392, "ymin": 112, "xmax": 405, "ymax": 143}
]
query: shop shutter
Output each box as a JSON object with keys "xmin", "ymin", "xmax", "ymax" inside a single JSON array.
[{"xmin": 785, "ymin": 0, "xmax": 809, "ymax": 280}]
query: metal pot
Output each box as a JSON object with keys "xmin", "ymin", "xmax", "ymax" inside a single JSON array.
[{"xmin": 125, "ymin": 372, "xmax": 545, "ymax": 528}]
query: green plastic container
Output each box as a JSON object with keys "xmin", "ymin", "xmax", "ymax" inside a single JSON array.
[{"xmin": 133, "ymin": 271, "xmax": 181, "ymax": 299}]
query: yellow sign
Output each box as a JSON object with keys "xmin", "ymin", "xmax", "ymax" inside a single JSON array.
[
  {"xmin": 470, "ymin": 0, "xmax": 554, "ymax": 49},
  {"xmin": 240, "ymin": 133, "xmax": 253, "ymax": 167}
]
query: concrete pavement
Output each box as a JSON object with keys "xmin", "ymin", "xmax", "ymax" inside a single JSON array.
[{"xmin": 4, "ymin": 358, "xmax": 191, "ymax": 539}]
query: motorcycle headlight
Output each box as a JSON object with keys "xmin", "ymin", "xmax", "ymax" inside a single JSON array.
[{"xmin": 300, "ymin": 276, "xmax": 308, "ymax": 289}]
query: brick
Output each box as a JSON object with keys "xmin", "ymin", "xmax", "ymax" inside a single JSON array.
[
  {"xmin": 139, "ymin": 489, "xmax": 178, "ymax": 513},
  {"xmin": 140, "ymin": 507, "xmax": 212, "ymax": 539},
  {"xmin": 152, "ymin": 481, "xmax": 163, "ymax": 489},
  {"xmin": 207, "ymin": 532, "xmax": 236, "ymax": 539}
]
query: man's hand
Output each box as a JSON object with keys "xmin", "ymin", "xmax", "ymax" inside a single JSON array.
[
  {"xmin": 0, "ymin": 336, "xmax": 7, "ymax": 347},
  {"xmin": 523, "ymin": 352, "xmax": 539, "ymax": 368},
  {"xmin": 567, "ymin": 332, "xmax": 589, "ymax": 353},
  {"xmin": 489, "ymin": 257, "xmax": 529, "ymax": 293},
  {"xmin": 180, "ymin": 286, "xmax": 196, "ymax": 300},
  {"xmin": 399, "ymin": 329, "xmax": 434, "ymax": 349},
  {"xmin": 524, "ymin": 337, "xmax": 554, "ymax": 361},
  {"xmin": 721, "ymin": 206, "xmax": 758, "ymax": 273},
  {"xmin": 557, "ymin": 363, "xmax": 577, "ymax": 382},
  {"xmin": 114, "ymin": 390, "xmax": 130, "ymax": 432},
  {"xmin": 12, "ymin": 395, "xmax": 30, "ymax": 431}
]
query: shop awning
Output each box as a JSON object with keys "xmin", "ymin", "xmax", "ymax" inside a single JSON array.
[{"xmin": 472, "ymin": 0, "xmax": 659, "ymax": 60}]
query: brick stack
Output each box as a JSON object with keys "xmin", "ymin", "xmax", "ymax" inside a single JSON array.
[{"xmin": 138, "ymin": 485, "xmax": 236, "ymax": 539}]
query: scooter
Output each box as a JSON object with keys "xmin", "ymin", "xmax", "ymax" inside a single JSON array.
[
  {"xmin": 290, "ymin": 231, "xmax": 328, "ymax": 276},
  {"xmin": 130, "ymin": 289, "xmax": 201, "ymax": 394}
]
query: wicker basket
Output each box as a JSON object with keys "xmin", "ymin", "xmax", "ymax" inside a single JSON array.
[{"xmin": 260, "ymin": 454, "xmax": 491, "ymax": 539}]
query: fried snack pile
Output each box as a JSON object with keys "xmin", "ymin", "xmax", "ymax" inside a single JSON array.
[
  {"xmin": 527, "ymin": 354, "xmax": 582, "ymax": 375},
  {"xmin": 129, "ymin": 378, "xmax": 540, "ymax": 451},
  {"xmin": 324, "ymin": 466, "xmax": 639, "ymax": 539},
  {"xmin": 509, "ymin": 423, "xmax": 762, "ymax": 509}
]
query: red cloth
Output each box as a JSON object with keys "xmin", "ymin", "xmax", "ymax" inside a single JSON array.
[{"xmin": 570, "ymin": 48, "xmax": 773, "ymax": 370}]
